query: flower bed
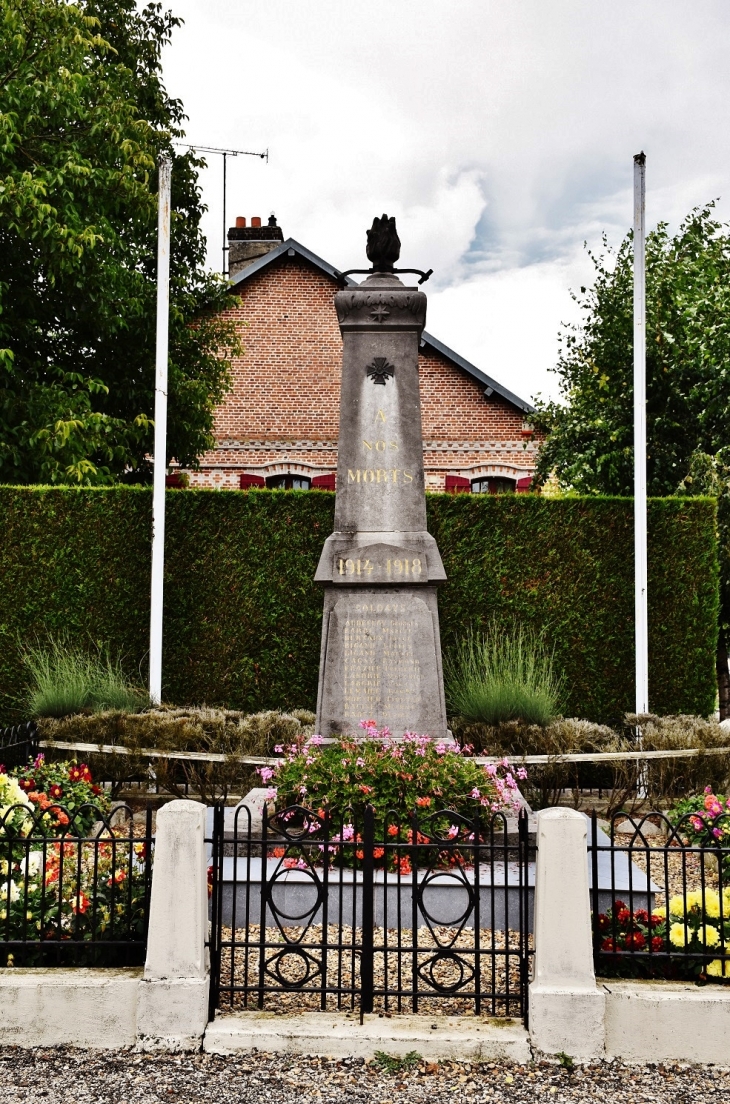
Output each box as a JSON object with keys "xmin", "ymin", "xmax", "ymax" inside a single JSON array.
[
  {"xmin": 256, "ymin": 723, "xmax": 526, "ymax": 872},
  {"xmin": 596, "ymin": 889, "xmax": 730, "ymax": 982},
  {"xmin": 1, "ymin": 759, "xmax": 150, "ymax": 966}
]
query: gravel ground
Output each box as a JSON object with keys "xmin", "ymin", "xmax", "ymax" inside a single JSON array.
[
  {"xmin": 217, "ymin": 925, "xmax": 528, "ymax": 1017},
  {"xmin": 612, "ymin": 830, "xmax": 720, "ymax": 907},
  {"xmin": 0, "ymin": 1047, "xmax": 726, "ymax": 1103}
]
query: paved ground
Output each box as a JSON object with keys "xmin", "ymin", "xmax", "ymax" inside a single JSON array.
[{"xmin": 0, "ymin": 1049, "xmax": 725, "ymax": 1103}]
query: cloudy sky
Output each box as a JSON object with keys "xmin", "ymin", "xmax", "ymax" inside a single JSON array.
[{"xmin": 162, "ymin": 0, "xmax": 730, "ymax": 405}]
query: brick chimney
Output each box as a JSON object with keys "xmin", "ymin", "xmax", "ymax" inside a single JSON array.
[{"xmin": 227, "ymin": 213, "xmax": 284, "ymax": 278}]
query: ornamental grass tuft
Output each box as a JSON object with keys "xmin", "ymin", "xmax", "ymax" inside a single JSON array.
[
  {"xmin": 444, "ymin": 623, "xmax": 565, "ymax": 728},
  {"xmin": 22, "ymin": 638, "xmax": 148, "ymax": 718}
]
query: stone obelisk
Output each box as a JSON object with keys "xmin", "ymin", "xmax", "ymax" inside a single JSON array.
[{"xmin": 314, "ymin": 215, "xmax": 448, "ymax": 740}]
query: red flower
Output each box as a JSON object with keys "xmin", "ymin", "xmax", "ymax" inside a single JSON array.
[
  {"xmin": 55, "ymin": 810, "xmax": 69, "ymax": 827},
  {"xmin": 359, "ymin": 785, "xmax": 374, "ymax": 795},
  {"xmin": 49, "ymin": 784, "xmax": 63, "ymax": 800},
  {"xmin": 373, "ymin": 847, "xmax": 385, "ymax": 860},
  {"xmin": 601, "ymin": 937, "xmax": 620, "ymax": 952},
  {"xmin": 18, "ymin": 778, "xmax": 35, "ymax": 792},
  {"xmin": 356, "ymin": 849, "xmax": 364, "ymax": 861},
  {"xmin": 72, "ymin": 892, "xmax": 90, "ymax": 915},
  {"xmin": 91, "ymin": 785, "xmax": 102, "ymax": 796},
  {"xmin": 613, "ymin": 900, "xmax": 626, "ymax": 913},
  {"xmin": 634, "ymin": 909, "xmax": 649, "ymax": 925},
  {"xmin": 387, "ymin": 824, "xmax": 400, "ymax": 837},
  {"xmin": 649, "ymin": 914, "xmax": 664, "ymax": 928},
  {"xmin": 624, "ymin": 931, "xmax": 646, "ymax": 950},
  {"xmin": 617, "ymin": 908, "xmax": 632, "ymax": 926},
  {"xmin": 597, "ymin": 913, "xmax": 610, "ymax": 931},
  {"xmin": 397, "ymin": 857, "xmax": 412, "ymax": 876},
  {"xmin": 651, "ymin": 936, "xmax": 664, "ymax": 952},
  {"xmin": 415, "ymin": 796, "xmax": 431, "ymax": 807}
]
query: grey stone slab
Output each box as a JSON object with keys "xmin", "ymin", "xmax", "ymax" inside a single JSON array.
[{"xmin": 315, "ymin": 586, "xmax": 447, "ymax": 739}]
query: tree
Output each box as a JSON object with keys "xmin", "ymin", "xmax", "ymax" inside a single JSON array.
[
  {"xmin": 0, "ymin": 0, "xmax": 237, "ymax": 484},
  {"xmin": 532, "ymin": 205, "xmax": 730, "ymax": 714}
]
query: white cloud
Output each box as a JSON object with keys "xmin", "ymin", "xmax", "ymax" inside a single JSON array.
[{"xmin": 162, "ymin": 0, "xmax": 730, "ymax": 401}]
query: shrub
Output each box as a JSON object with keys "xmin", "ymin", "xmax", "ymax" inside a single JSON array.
[
  {"xmin": 5, "ymin": 756, "xmax": 110, "ymax": 837},
  {"xmin": 37, "ymin": 707, "xmax": 316, "ymax": 803},
  {"xmin": 22, "ymin": 638, "xmax": 147, "ymax": 718},
  {"xmin": 0, "ymin": 488, "xmax": 718, "ymax": 725},
  {"xmin": 596, "ymin": 892, "xmax": 730, "ymax": 982},
  {"xmin": 445, "ymin": 623, "xmax": 564, "ymax": 727},
  {"xmin": 264, "ymin": 722, "xmax": 527, "ymax": 833}
]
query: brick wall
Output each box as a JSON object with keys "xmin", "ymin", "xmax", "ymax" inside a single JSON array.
[{"xmin": 187, "ymin": 254, "xmax": 540, "ymax": 491}]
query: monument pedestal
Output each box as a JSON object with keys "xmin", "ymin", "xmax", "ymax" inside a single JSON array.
[{"xmin": 314, "ymin": 219, "xmax": 448, "ymax": 740}]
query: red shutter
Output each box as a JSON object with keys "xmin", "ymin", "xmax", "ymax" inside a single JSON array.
[
  {"xmin": 445, "ymin": 475, "xmax": 471, "ymax": 494},
  {"xmin": 516, "ymin": 476, "xmax": 534, "ymax": 494},
  {"xmin": 312, "ymin": 473, "xmax": 336, "ymax": 491},
  {"xmin": 239, "ymin": 474, "xmax": 266, "ymax": 489}
]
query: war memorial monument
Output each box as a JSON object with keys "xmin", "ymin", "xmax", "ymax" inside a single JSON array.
[{"xmin": 315, "ymin": 216, "xmax": 449, "ymax": 740}]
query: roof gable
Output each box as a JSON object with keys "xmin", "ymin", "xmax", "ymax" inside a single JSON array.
[{"xmin": 228, "ymin": 238, "xmax": 535, "ymax": 415}]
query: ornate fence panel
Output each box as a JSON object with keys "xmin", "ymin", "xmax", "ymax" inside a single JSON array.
[
  {"xmin": 0, "ymin": 722, "xmax": 38, "ymax": 771},
  {"xmin": 589, "ymin": 809, "xmax": 730, "ymax": 982},
  {"xmin": 207, "ymin": 804, "xmax": 534, "ymax": 1022},
  {"xmin": 0, "ymin": 801, "xmax": 154, "ymax": 967}
]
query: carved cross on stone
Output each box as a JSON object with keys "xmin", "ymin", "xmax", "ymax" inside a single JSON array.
[{"xmin": 366, "ymin": 356, "xmax": 395, "ymax": 385}]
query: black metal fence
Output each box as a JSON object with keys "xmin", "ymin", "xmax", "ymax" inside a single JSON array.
[
  {"xmin": 589, "ymin": 809, "xmax": 730, "ymax": 982},
  {"xmin": 0, "ymin": 801, "xmax": 154, "ymax": 967},
  {"xmin": 0, "ymin": 722, "xmax": 38, "ymax": 771},
  {"xmin": 208, "ymin": 803, "xmax": 534, "ymax": 1022}
]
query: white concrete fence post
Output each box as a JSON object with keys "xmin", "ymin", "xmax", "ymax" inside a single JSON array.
[
  {"xmin": 136, "ymin": 799, "xmax": 209, "ymax": 1050},
  {"xmin": 529, "ymin": 808, "xmax": 605, "ymax": 1060}
]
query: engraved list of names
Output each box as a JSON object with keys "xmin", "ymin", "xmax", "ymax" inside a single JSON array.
[{"xmin": 343, "ymin": 603, "xmax": 420, "ymax": 726}]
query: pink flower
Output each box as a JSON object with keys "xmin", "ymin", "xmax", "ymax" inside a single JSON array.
[
  {"xmin": 356, "ymin": 758, "xmax": 366, "ymax": 767},
  {"xmin": 341, "ymin": 824, "xmax": 355, "ymax": 841},
  {"xmin": 435, "ymin": 742, "xmax": 447, "ymax": 756},
  {"xmin": 258, "ymin": 766, "xmax": 275, "ymax": 783},
  {"xmin": 516, "ymin": 767, "xmax": 528, "ymax": 780},
  {"xmin": 264, "ymin": 787, "xmax": 277, "ymax": 802},
  {"xmin": 470, "ymin": 787, "xmax": 481, "ymax": 799},
  {"xmin": 299, "ymin": 785, "xmax": 307, "ymax": 796},
  {"xmin": 447, "ymin": 825, "xmax": 459, "ymax": 839},
  {"xmin": 308, "ymin": 734, "xmax": 324, "ymax": 746},
  {"xmin": 33, "ymin": 753, "xmax": 45, "ymax": 769},
  {"xmin": 274, "ymin": 745, "xmax": 284, "ymax": 754}
]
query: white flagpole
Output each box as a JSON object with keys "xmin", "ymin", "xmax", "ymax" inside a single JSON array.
[
  {"xmin": 149, "ymin": 155, "xmax": 172, "ymax": 705},
  {"xmin": 633, "ymin": 151, "xmax": 648, "ymax": 717}
]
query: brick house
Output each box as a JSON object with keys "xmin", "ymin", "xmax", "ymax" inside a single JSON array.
[{"xmin": 182, "ymin": 217, "xmax": 539, "ymax": 493}]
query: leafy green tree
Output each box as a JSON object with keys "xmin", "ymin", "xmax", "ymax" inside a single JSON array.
[
  {"xmin": 532, "ymin": 205, "xmax": 730, "ymax": 714},
  {"xmin": 0, "ymin": 0, "xmax": 236, "ymax": 484}
]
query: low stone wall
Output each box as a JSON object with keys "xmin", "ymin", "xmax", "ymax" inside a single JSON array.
[
  {"xmin": 0, "ymin": 800, "xmax": 727, "ymax": 1061},
  {"xmin": 0, "ymin": 968, "xmax": 140, "ymax": 1049}
]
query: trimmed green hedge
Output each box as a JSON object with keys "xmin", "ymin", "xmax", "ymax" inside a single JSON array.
[{"xmin": 0, "ymin": 487, "xmax": 718, "ymax": 724}]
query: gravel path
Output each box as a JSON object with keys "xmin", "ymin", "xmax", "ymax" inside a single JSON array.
[{"xmin": 0, "ymin": 1048, "xmax": 726, "ymax": 1103}]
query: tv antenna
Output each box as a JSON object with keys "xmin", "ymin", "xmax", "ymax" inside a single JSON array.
[{"xmin": 174, "ymin": 142, "xmax": 268, "ymax": 274}]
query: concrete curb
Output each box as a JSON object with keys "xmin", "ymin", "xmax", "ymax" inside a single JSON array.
[{"xmin": 203, "ymin": 1011, "xmax": 531, "ymax": 1062}]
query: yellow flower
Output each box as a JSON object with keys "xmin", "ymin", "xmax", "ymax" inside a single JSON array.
[
  {"xmin": 652, "ymin": 905, "xmax": 666, "ymax": 919},
  {"xmin": 669, "ymin": 922, "xmax": 689, "ymax": 947},
  {"xmin": 702, "ymin": 890, "xmax": 721, "ymax": 919},
  {"xmin": 668, "ymin": 895, "xmax": 687, "ymax": 917},
  {"xmin": 684, "ymin": 890, "xmax": 705, "ymax": 913},
  {"xmin": 700, "ymin": 925, "xmax": 721, "ymax": 947},
  {"xmin": 707, "ymin": 958, "xmax": 730, "ymax": 978}
]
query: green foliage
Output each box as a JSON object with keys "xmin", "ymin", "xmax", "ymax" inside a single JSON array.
[
  {"xmin": 22, "ymin": 638, "xmax": 148, "ymax": 716},
  {"xmin": 444, "ymin": 623, "xmax": 564, "ymax": 726},
  {"xmin": 38, "ymin": 707, "xmax": 315, "ymax": 802},
  {"xmin": 532, "ymin": 205, "xmax": 730, "ymax": 496},
  {"xmin": 9, "ymin": 758, "xmax": 111, "ymax": 836},
  {"xmin": 0, "ymin": 487, "xmax": 718, "ymax": 725},
  {"xmin": 373, "ymin": 1051, "xmax": 422, "ymax": 1074},
  {"xmin": 0, "ymin": 0, "xmax": 237, "ymax": 484},
  {"xmin": 270, "ymin": 731, "xmax": 522, "ymax": 830}
]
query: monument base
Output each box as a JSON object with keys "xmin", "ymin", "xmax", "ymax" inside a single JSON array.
[{"xmin": 315, "ymin": 585, "xmax": 448, "ymax": 740}]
